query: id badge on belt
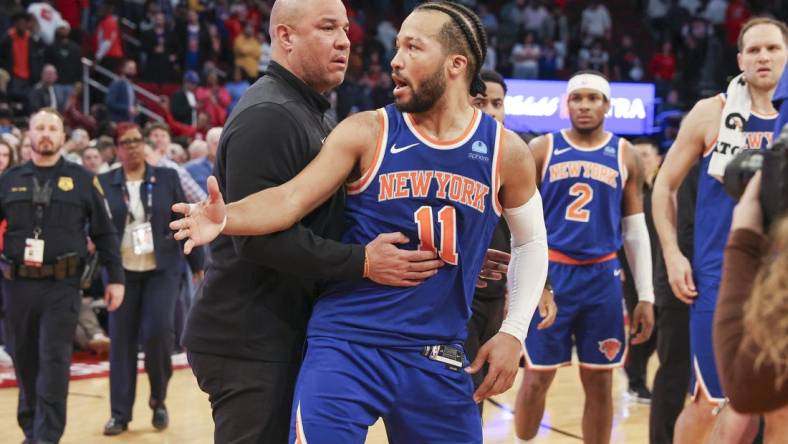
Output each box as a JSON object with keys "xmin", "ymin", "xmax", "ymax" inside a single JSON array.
[
  {"xmin": 131, "ymin": 222, "xmax": 155, "ymax": 255},
  {"xmin": 24, "ymin": 238, "xmax": 45, "ymax": 267}
]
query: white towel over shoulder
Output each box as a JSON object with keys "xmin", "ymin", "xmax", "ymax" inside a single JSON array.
[{"xmin": 708, "ymin": 73, "xmax": 751, "ymax": 179}]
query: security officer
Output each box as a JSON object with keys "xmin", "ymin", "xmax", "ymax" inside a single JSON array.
[{"xmin": 0, "ymin": 108, "xmax": 125, "ymax": 444}]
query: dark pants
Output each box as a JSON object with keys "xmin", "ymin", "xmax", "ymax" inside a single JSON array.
[
  {"xmin": 649, "ymin": 305, "xmax": 691, "ymax": 444},
  {"xmin": 464, "ymin": 296, "xmax": 506, "ymax": 415},
  {"xmin": 624, "ymin": 289, "xmax": 657, "ymax": 389},
  {"xmin": 109, "ymin": 269, "xmax": 179, "ymax": 422},
  {"xmin": 188, "ymin": 351, "xmax": 301, "ymax": 444},
  {"xmin": 2, "ymin": 279, "xmax": 81, "ymax": 443}
]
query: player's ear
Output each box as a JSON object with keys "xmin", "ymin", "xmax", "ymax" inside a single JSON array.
[{"xmin": 448, "ymin": 54, "xmax": 468, "ymax": 79}]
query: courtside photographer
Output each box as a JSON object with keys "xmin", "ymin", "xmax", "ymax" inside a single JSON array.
[{"xmin": 714, "ymin": 125, "xmax": 788, "ymax": 442}]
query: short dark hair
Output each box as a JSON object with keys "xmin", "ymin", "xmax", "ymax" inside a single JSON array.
[
  {"xmin": 144, "ymin": 121, "xmax": 170, "ymax": 137},
  {"xmin": 479, "ymin": 70, "xmax": 507, "ymax": 95},
  {"xmin": 630, "ymin": 137, "xmax": 658, "ymax": 149},
  {"xmin": 415, "ymin": 1, "xmax": 488, "ymax": 96}
]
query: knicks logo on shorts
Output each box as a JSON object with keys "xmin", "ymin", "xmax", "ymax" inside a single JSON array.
[{"xmin": 598, "ymin": 338, "xmax": 622, "ymax": 361}]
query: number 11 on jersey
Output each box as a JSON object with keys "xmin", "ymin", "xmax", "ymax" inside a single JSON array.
[{"xmin": 414, "ymin": 206, "xmax": 458, "ymax": 265}]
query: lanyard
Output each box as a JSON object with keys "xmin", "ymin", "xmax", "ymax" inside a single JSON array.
[
  {"xmin": 122, "ymin": 181, "xmax": 153, "ymax": 224},
  {"xmin": 31, "ymin": 176, "xmax": 53, "ymax": 239}
]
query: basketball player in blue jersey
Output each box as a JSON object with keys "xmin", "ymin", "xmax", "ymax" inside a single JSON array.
[
  {"xmin": 653, "ymin": 17, "xmax": 787, "ymax": 444},
  {"xmin": 170, "ymin": 2, "xmax": 549, "ymax": 443},
  {"xmin": 513, "ymin": 71, "xmax": 656, "ymax": 444}
]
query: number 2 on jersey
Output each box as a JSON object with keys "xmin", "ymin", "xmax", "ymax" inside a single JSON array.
[
  {"xmin": 414, "ymin": 206, "xmax": 458, "ymax": 265},
  {"xmin": 565, "ymin": 183, "xmax": 593, "ymax": 222}
]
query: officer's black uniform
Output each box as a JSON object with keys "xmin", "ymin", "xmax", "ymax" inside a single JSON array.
[{"xmin": 0, "ymin": 156, "xmax": 123, "ymax": 443}]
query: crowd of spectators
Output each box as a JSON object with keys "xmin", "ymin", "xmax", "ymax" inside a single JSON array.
[{"xmin": 0, "ymin": 0, "xmax": 787, "ymax": 175}]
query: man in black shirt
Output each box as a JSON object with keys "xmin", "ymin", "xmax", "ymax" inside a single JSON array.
[
  {"xmin": 649, "ymin": 162, "xmax": 696, "ymax": 444},
  {"xmin": 0, "ymin": 108, "xmax": 125, "ymax": 444},
  {"xmin": 183, "ymin": 1, "xmax": 443, "ymax": 442}
]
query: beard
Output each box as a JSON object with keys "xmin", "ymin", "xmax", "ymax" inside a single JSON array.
[
  {"xmin": 394, "ymin": 64, "xmax": 447, "ymax": 114},
  {"xmin": 32, "ymin": 139, "xmax": 59, "ymax": 156}
]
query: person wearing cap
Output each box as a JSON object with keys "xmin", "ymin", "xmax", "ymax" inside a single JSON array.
[
  {"xmin": 170, "ymin": 71, "xmax": 199, "ymax": 126},
  {"xmin": 513, "ymin": 70, "xmax": 654, "ymax": 444}
]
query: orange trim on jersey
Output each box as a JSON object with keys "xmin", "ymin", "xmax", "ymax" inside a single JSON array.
[
  {"xmin": 492, "ymin": 123, "xmax": 505, "ymax": 215},
  {"xmin": 406, "ymin": 108, "xmax": 479, "ymax": 147},
  {"xmin": 548, "ymin": 249, "xmax": 617, "ymax": 265},
  {"xmin": 540, "ymin": 133, "xmax": 554, "ymax": 182},
  {"xmin": 347, "ymin": 110, "xmax": 386, "ymax": 194}
]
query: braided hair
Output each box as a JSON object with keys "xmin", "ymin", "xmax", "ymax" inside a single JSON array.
[{"xmin": 415, "ymin": 1, "xmax": 488, "ymax": 96}]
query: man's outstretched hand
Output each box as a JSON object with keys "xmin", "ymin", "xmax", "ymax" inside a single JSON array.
[{"xmin": 170, "ymin": 176, "xmax": 226, "ymax": 254}]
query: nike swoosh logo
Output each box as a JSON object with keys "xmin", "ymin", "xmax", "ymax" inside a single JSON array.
[
  {"xmin": 390, "ymin": 143, "xmax": 419, "ymax": 154},
  {"xmin": 614, "ymin": 269, "xmax": 622, "ymax": 277},
  {"xmin": 554, "ymin": 147, "xmax": 573, "ymax": 155}
]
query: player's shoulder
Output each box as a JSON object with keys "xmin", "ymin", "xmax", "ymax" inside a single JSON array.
[{"xmin": 687, "ymin": 94, "xmax": 725, "ymax": 121}]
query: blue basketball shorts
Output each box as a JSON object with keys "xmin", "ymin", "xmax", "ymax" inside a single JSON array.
[
  {"xmin": 524, "ymin": 259, "xmax": 627, "ymax": 370},
  {"xmin": 290, "ymin": 337, "xmax": 482, "ymax": 444},
  {"xmin": 689, "ymin": 277, "xmax": 725, "ymax": 404}
]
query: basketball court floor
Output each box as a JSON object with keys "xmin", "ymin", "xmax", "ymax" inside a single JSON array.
[{"xmin": 0, "ymin": 356, "xmax": 656, "ymax": 443}]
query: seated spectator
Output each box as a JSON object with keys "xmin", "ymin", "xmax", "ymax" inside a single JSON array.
[
  {"xmin": 167, "ymin": 143, "xmax": 188, "ymax": 165},
  {"xmin": 649, "ymin": 41, "xmax": 677, "ymax": 94},
  {"xmin": 144, "ymin": 121, "xmax": 206, "ymax": 203},
  {"xmin": 226, "ymin": 66, "xmax": 250, "ymax": 114},
  {"xmin": 511, "ymin": 32, "xmax": 541, "ymax": 79},
  {"xmin": 81, "ymin": 145, "xmax": 109, "ymax": 174},
  {"xmin": 715, "ymin": 175, "xmax": 788, "ymax": 440},
  {"xmin": 0, "ymin": 136, "xmax": 16, "ymax": 174},
  {"xmin": 612, "ymin": 35, "xmax": 644, "ymax": 82},
  {"xmin": 523, "ymin": 0, "xmax": 549, "ymax": 39},
  {"xmin": 171, "ymin": 71, "xmax": 199, "ymax": 126},
  {"xmin": 45, "ymin": 24, "xmax": 81, "ymax": 104},
  {"xmin": 29, "ymin": 64, "xmax": 66, "ymax": 112},
  {"xmin": 105, "ymin": 60, "xmax": 139, "ymax": 122},
  {"xmin": 581, "ymin": 0, "xmax": 612, "ymax": 41},
  {"xmin": 95, "ymin": 4, "xmax": 125, "ymax": 73},
  {"xmin": 0, "ymin": 12, "xmax": 38, "ymax": 105},
  {"xmin": 26, "ymin": 1, "xmax": 68, "ymax": 45},
  {"xmin": 140, "ymin": 12, "xmax": 179, "ymax": 85},
  {"xmin": 478, "ymin": 4, "xmax": 499, "ymax": 35},
  {"xmin": 177, "ymin": 10, "xmax": 212, "ymax": 73},
  {"xmin": 539, "ymin": 38, "xmax": 560, "ymax": 79},
  {"xmin": 234, "ymin": 22, "xmax": 262, "ymax": 80},
  {"xmin": 185, "ymin": 127, "xmax": 220, "ymax": 193},
  {"xmin": 578, "ymin": 39, "xmax": 610, "ymax": 78},
  {"xmin": 196, "ymin": 69, "xmax": 230, "ymax": 127}
]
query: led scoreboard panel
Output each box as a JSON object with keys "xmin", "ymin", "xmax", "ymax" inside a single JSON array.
[{"xmin": 503, "ymin": 79, "xmax": 656, "ymax": 136}]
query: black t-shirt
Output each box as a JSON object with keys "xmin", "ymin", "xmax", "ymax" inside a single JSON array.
[{"xmin": 183, "ymin": 62, "xmax": 365, "ymax": 362}]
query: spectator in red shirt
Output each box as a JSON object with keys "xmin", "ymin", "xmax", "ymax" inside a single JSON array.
[
  {"xmin": 196, "ymin": 70, "xmax": 231, "ymax": 127},
  {"xmin": 96, "ymin": 4, "xmax": 125, "ymax": 73},
  {"xmin": 725, "ymin": 0, "xmax": 752, "ymax": 48},
  {"xmin": 649, "ymin": 41, "xmax": 677, "ymax": 81},
  {"xmin": 0, "ymin": 12, "xmax": 36, "ymax": 102}
]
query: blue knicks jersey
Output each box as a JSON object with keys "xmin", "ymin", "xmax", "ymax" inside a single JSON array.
[
  {"xmin": 309, "ymin": 105, "xmax": 503, "ymax": 347},
  {"xmin": 694, "ymin": 96, "xmax": 776, "ymax": 309},
  {"xmin": 540, "ymin": 130, "xmax": 626, "ymax": 260}
]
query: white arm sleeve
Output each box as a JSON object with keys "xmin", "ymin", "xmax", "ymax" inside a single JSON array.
[
  {"xmin": 622, "ymin": 213, "xmax": 655, "ymax": 303},
  {"xmin": 499, "ymin": 192, "xmax": 549, "ymax": 343}
]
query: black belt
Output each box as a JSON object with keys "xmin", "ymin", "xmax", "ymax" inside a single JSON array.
[{"xmin": 1, "ymin": 253, "xmax": 82, "ymax": 281}]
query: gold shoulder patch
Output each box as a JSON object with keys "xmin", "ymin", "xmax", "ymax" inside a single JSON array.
[
  {"xmin": 93, "ymin": 176, "xmax": 105, "ymax": 196},
  {"xmin": 58, "ymin": 176, "xmax": 74, "ymax": 192}
]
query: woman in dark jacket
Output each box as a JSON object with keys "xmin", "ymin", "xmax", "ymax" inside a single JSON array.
[{"xmin": 99, "ymin": 122, "xmax": 204, "ymax": 436}]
